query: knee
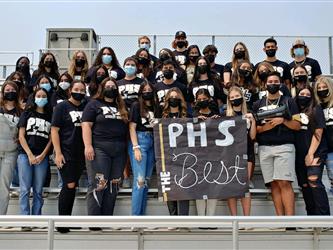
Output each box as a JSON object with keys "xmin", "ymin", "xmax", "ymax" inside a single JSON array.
[
  {"xmin": 277, "ymin": 180, "xmax": 292, "ymax": 189},
  {"xmin": 136, "ymin": 175, "xmax": 145, "ymax": 189},
  {"xmin": 66, "ymin": 182, "xmax": 76, "ymax": 189},
  {"xmin": 308, "ymin": 175, "xmax": 320, "ymax": 188}
]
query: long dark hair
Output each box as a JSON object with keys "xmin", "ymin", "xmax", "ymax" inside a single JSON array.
[
  {"xmin": 37, "ymin": 52, "xmax": 59, "ymax": 78},
  {"xmin": 138, "ymin": 80, "xmax": 160, "ymax": 118},
  {"xmin": 6, "ymin": 71, "xmax": 29, "ymax": 102},
  {"xmin": 135, "ymin": 48, "xmax": 153, "ymax": 78},
  {"xmin": 184, "ymin": 45, "xmax": 201, "ymax": 66},
  {"xmin": 0, "ymin": 81, "xmax": 22, "ymax": 116},
  {"xmin": 191, "ymin": 56, "xmax": 217, "ymax": 84},
  {"xmin": 15, "ymin": 56, "xmax": 31, "ymax": 84},
  {"xmin": 93, "ymin": 47, "xmax": 121, "ymax": 69},
  {"xmin": 34, "ymin": 74, "xmax": 55, "ymax": 93},
  {"xmin": 88, "ymin": 65, "xmax": 109, "ymax": 97},
  {"xmin": 25, "ymin": 87, "xmax": 52, "ymax": 117}
]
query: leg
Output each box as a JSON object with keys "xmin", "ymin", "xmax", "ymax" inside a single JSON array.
[
  {"xmin": 177, "ymin": 200, "xmax": 189, "ymax": 215},
  {"xmin": 240, "ymin": 193, "xmax": 251, "ymax": 216},
  {"xmin": 167, "ymin": 201, "xmax": 178, "ymax": 215},
  {"xmin": 17, "ymin": 154, "xmax": 33, "ymax": 215},
  {"xmin": 196, "ymin": 199, "xmax": 207, "ymax": 216},
  {"xmin": 325, "ymin": 152, "xmax": 333, "ymax": 192},
  {"xmin": 206, "ymin": 199, "xmax": 217, "ymax": 216},
  {"xmin": 31, "ymin": 157, "xmax": 49, "ymax": 215},
  {"xmin": 227, "ymin": 198, "xmax": 238, "ymax": 216},
  {"xmin": 276, "ymin": 180, "xmax": 295, "ymax": 216},
  {"xmin": 270, "ymin": 181, "xmax": 284, "ymax": 216}
]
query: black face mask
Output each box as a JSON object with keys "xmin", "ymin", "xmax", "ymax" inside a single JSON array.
[
  {"xmin": 142, "ymin": 92, "xmax": 154, "ymax": 100},
  {"xmin": 71, "ymin": 92, "xmax": 85, "ymax": 102},
  {"xmin": 163, "ymin": 69, "xmax": 174, "ymax": 80},
  {"xmin": 317, "ymin": 89, "xmax": 329, "ymax": 99},
  {"xmin": 169, "ymin": 97, "xmax": 181, "ymax": 107},
  {"xmin": 44, "ymin": 61, "xmax": 54, "ymax": 68},
  {"xmin": 258, "ymin": 71, "xmax": 269, "ymax": 82},
  {"xmin": 293, "ymin": 75, "xmax": 308, "ymax": 83},
  {"xmin": 104, "ymin": 88, "xmax": 119, "ymax": 99},
  {"xmin": 198, "ymin": 65, "xmax": 208, "ymax": 74},
  {"xmin": 206, "ymin": 54, "xmax": 215, "ymax": 63},
  {"xmin": 159, "ymin": 54, "xmax": 170, "ymax": 62},
  {"xmin": 176, "ymin": 41, "xmax": 186, "ymax": 49},
  {"xmin": 297, "ymin": 95, "xmax": 312, "ymax": 107},
  {"xmin": 234, "ymin": 51, "xmax": 245, "ymax": 59},
  {"xmin": 13, "ymin": 80, "xmax": 23, "ymax": 88},
  {"xmin": 239, "ymin": 69, "xmax": 252, "ymax": 79},
  {"xmin": 196, "ymin": 100, "xmax": 210, "ymax": 109},
  {"xmin": 189, "ymin": 55, "xmax": 199, "ymax": 63},
  {"xmin": 96, "ymin": 75, "xmax": 106, "ymax": 84},
  {"xmin": 266, "ymin": 49, "xmax": 277, "ymax": 57},
  {"xmin": 3, "ymin": 91, "xmax": 18, "ymax": 101},
  {"xmin": 18, "ymin": 63, "xmax": 29, "ymax": 72},
  {"xmin": 266, "ymin": 84, "xmax": 280, "ymax": 94},
  {"xmin": 75, "ymin": 59, "xmax": 86, "ymax": 68},
  {"xmin": 138, "ymin": 57, "xmax": 150, "ymax": 66},
  {"xmin": 230, "ymin": 97, "xmax": 243, "ymax": 107}
]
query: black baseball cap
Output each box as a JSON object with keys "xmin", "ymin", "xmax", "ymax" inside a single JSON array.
[{"xmin": 175, "ymin": 31, "xmax": 186, "ymax": 38}]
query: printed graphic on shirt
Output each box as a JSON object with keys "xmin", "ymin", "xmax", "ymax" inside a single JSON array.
[
  {"xmin": 323, "ymin": 107, "xmax": 333, "ymax": 126},
  {"xmin": 272, "ymin": 66, "xmax": 284, "ymax": 78},
  {"xmin": 175, "ymin": 55, "xmax": 186, "ymax": 65},
  {"xmin": 157, "ymin": 89, "xmax": 170, "ymax": 105},
  {"xmin": 0, "ymin": 113, "xmax": 19, "ymax": 125},
  {"xmin": 192, "ymin": 85, "xmax": 215, "ymax": 98},
  {"xmin": 240, "ymin": 87, "xmax": 252, "ymax": 102},
  {"xmin": 155, "ymin": 71, "xmax": 178, "ymax": 83},
  {"xmin": 100, "ymin": 106, "xmax": 122, "ymax": 119},
  {"xmin": 118, "ymin": 84, "xmax": 141, "ymax": 99},
  {"xmin": 26, "ymin": 117, "xmax": 51, "ymax": 139},
  {"xmin": 141, "ymin": 111, "xmax": 158, "ymax": 128},
  {"xmin": 69, "ymin": 111, "xmax": 83, "ymax": 126},
  {"xmin": 300, "ymin": 113, "xmax": 309, "ymax": 130}
]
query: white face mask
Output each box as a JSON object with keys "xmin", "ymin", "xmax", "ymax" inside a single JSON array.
[{"xmin": 59, "ymin": 81, "xmax": 70, "ymax": 90}]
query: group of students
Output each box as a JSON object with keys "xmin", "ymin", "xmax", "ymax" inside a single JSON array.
[{"xmin": 0, "ymin": 31, "xmax": 332, "ymax": 232}]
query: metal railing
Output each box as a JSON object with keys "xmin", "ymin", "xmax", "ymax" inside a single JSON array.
[{"xmin": 0, "ymin": 216, "xmax": 332, "ymax": 250}]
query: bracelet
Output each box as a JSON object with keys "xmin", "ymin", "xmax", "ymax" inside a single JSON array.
[{"xmin": 133, "ymin": 145, "xmax": 141, "ymax": 150}]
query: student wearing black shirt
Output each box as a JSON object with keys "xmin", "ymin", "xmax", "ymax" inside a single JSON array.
[
  {"xmin": 155, "ymin": 59, "xmax": 188, "ymax": 107},
  {"xmin": 203, "ymin": 45, "xmax": 224, "ymax": 82},
  {"xmin": 87, "ymin": 65, "xmax": 109, "ymax": 98},
  {"xmin": 134, "ymin": 48, "xmax": 155, "ymax": 81},
  {"xmin": 0, "ymin": 81, "xmax": 22, "ymax": 215},
  {"xmin": 17, "ymin": 87, "xmax": 52, "ymax": 217},
  {"xmin": 184, "ymin": 45, "xmax": 201, "ymax": 84},
  {"xmin": 161, "ymin": 88, "xmax": 190, "ymax": 218},
  {"xmin": 51, "ymin": 81, "xmax": 87, "ymax": 233},
  {"xmin": 82, "ymin": 77, "xmax": 129, "ymax": 218},
  {"xmin": 294, "ymin": 86, "xmax": 330, "ymax": 215},
  {"xmin": 15, "ymin": 56, "xmax": 31, "ymax": 92},
  {"xmin": 67, "ymin": 50, "xmax": 89, "ymax": 82},
  {"xmin": 51, "ymin": 72, "xmax": 73, "ymax": 107},
  {"xmin": 256, "ymin": 37, "xmax": 292, "ymax": 89},
  {"xmin": 129, "ymin": 81, "xmax": 159, "ymax": 215},
  {"xmin": 172, "ymin": 31, "xmax": 188, "ymax": 68},
  {"xmin": 224, "ymin": 86, "xmax": 256, "ymax": 216},
  {"xmin": 253, "ymin": 71, "xmax": 301, "ymax": 216},
  {"xmin": 290, "ymin": 65, "xmax": 311, "ymax": 98},
  {"xmin": 314, "ymin": 76, "xmax": 333, "ymax": 194},
  {"xmin": 289, "ymin": 39, "xmax": 322, "ymax": 83},
  {"xmin": 137, "ymin": 35, "xmax": 158, "ymax": 66}
]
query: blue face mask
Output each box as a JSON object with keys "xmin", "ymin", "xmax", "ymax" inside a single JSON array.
[
  {"xmin": 294, "ymin": 47, "xmax": 305, "ymax": 57},
  {"xmin": 139, "ymin": 43, "xmax": 150, "ymax": 51},
  {"xmin": 102, "ymin": 55, "xmax": 112, "ymax": 64},
  {"xmin": 40, "ymin": 82, "xmax": 51, "ymax": 92},
  {"xmin": 124, "ymin": 65, "xmax": 136, "ymax": 76},
  {"xmin": 35, "ymin": 97, "xmax": 48, "ymax": 108}
]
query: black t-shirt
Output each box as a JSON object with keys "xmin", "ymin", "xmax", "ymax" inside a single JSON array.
[
  {"xmin": 289, "ymin": 57, "xmax": 322, "ymax": 83},
  {"xmin": 192, "ymin": 108, "xmax": 219, "ymax": 118},
  {"xmin": 82, "ymin": 99, "xmax": 128, "ymax": 142},
  {"xmin": 256, "ymin": 60, "xmax": 292, "ymax": 81},
  {"xmin": 129, "ymin": 101, "xmax": 157, "ymax": 132},
  {"xmin": 0, "ymin": 107, "xmax": 20, "ymax": 124},
  {"xmin": 211, "ymin": 63, "xmax": 225, "ymax": 82},
  {"xmin": 51, "ymin": 89, "xmax": 68, "ymax": 108},
  {"xmin": 321, "ymin": 103, "xmax": 333, "ymax": 152},
  {"xmin": 51, "ymin": 100, "xmax": 86, "ymax": 162},
  {"xmin": 295, "ymin": 105, "xmax": 327, "ymax": 163},
  {"xmin": 153, "ymin": 68, "xmax": 188, "ymax": 85},
  {"xmin": 117, "ymin": 77, "xmax": 144, "ymax": 109},
  {"xmin": 224, "ymin": 62, "xmax": 233, "ymax": 74},
  {"xmin": 173, "ymin": 50, "xmax": 187, "ymax": 66},
  {"xmin": 252, "ymin": 95, "xmax": 299, "ymax": 146},
  {"xmin": 239, "ymin": 86, "xmax": 259, "ymax": 111},
  {"xmin": 155, "ymin": 80, "xmax": 188, "ymax": 106},
  {"xmin": 18, "ymin": 110, "xmax": 51, "ymax": 155},
  {"xmin": 188, "ymin": 79, "xmax": 222, "ymax": 103},
  {"xmin": 258, "ymin": 84, "xmax": 291, "ymax": 100}
]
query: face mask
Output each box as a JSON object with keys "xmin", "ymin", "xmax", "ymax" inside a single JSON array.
[
  {"xmin": 102, "ymin": 55, "xmax": 112, "ymax": 64},
  {"xmin": 124, "ymin": 65, "xmax": 136, "ymax": 76},
  {"xmin": 258, "ymin": 71, "xmax": 269, "ymax": 81},
  {"xmin": 44, "ymin": 60, "xmax": 54, "ymax": 68},
  {"xmin": 206, "ymin": 54, "xmax": 215, "ymax": 63},
  {"xmin": 75, "ymin": 59, "xmax": 85, "ymax": 68},
  {"xmin": 196, "ymin": 100, "xmax": 210, "ymax": 109},
  {"xmin": 138, "ymin": 57, "xmax": 150, "ymax": 65},
  {"xmin": 3, "ymin": 91, "xmax": 18, "ymax": 101},
  {"xmin": 230, "ymin": 97, "xmax": 243, "ymax": 107},
  {"xmin": 176, "ymin": 41, "xmax": 186, "ymax": 49},
  {"xmin": 104, "ymin": 88, "xmax": 118, "ymax": 99},
  {"xmin": 71, "ymin": 92, "xmax": 85, "ymax": 101},
  {"xmin": 189, "ymin": 55, "xmax": 199, "ymax": 63},
  {"xmin": 317, "ymin": 89, "xmax": 329, "ymax": 99},
  {"xmin": 13, "ymin": 80, "xmax": 23, "ymax": 88},
  {"xmin": 59, "ymin": 81, "xmax": 70, "ymax": 90},
  {"xmin": 96, "ymin": 75, "xmax": 106, "ymax": 84},
  {"xmin": 266, "ymin": 84, "xmax": 280, "ymax": 94},
  {"xmin": 266, "ymin": 49, "xmax": 276, "ymax": 57},
  {"xmin": 293, "ymin": 75, "xmax": 308, "ymax": 83},
  {"xmin": 169, "ymin": 97, "xmax": 181, "ymax": 108},
  {"xmin": 239, "ymin": 69, "xmax": 252, "ymax": 79},
  {"xmin": 297, "ymin": 95, "xmax": 311, "ymax": 107},
  {"xmin": 18, "ymin": 63, "xmax": 29, "ymax": 71},
  {"xmin": 294, "ymin": 47, "xmax": 305, "ymax": 57},
  {"xmin": 234, "ymin": 50, "xmax": 245, "ymax": 59},
  {"xmin": 35, "ymin": 97, "xmax": 48, "ymax": 108},
  {"xmin": 40, "ymin": 82, "xmax": 52, "ymax": 92},
  {"xmin": 198, "ymin": 65, "xmax": 208, "ymax": 74},
  {"xmin": 159, "ymin": 54, "xmax": 170, "ymax": 62},
  {"xmin": 163, "ymin": 69, "xmax": 174, "ymax": 80},
  {"xmin": 142, "ymin": 91, "xmax": 154, "ymax": 100},
  {"xmin": 139, "ymin": 43, "xmax": 150, "ymax": 51}
]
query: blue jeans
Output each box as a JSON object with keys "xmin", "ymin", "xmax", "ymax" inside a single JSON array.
[
  {"xmin": 326, "ymin": 152, "xmax": 333, "ymax": 191},
  {"xmin": 17, "ymin": 154, "xmax": 49, "ymax": 215},
  {"xmin": 128, "ymin": 131, "xmax": 155, "ymax": 215}
]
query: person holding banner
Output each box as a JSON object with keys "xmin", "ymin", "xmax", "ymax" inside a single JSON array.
[
  {"xmin": 225, "ymin": 85, "xmax": 256, "ymax": 216},
  {"xmin": 129, "ymin": 81, "xmax": 160, "ymax": 215},
  {"xmin": 253, "ymin": 71, "xmax": 301, "ymax": 216},
  {"xmin": 162, "ymin": 87, "xmax": 190, "ymax": 218}
]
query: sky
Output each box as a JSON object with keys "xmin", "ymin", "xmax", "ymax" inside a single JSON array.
[{"xmin": 1, "ymin": 0, "xmax": 333, "ymax": 73}]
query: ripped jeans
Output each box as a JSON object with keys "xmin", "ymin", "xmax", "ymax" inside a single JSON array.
[{"xmin": 128, "ymin": 131, "xmax": 155, "ymax": 215}]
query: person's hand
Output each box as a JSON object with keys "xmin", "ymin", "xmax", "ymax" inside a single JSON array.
[
  {"xmin": 85, "ymin": 145, "xmax": 95, "ymax": 161},
  {"xmin": 305, "ymin": 153, "xmax": 314, "ymax": 166},
  {"xmin": 134, "ymin": 148, "xmax": 142, "ymax": 162},
  {"xmin": 35, "ymin": 153, "xmax": 46, "ymax": 165},
  {"xmin": 27, "ymin": 153, "xmax": 37, "ymax": 166},
  {"xmin": 268, "ymin": 117, "xmax": 284, "ymax": 127},
  {"xmin": 197, "ymin": 115, "xmax": 207, "ymax": 120},
  {"xmin": 244, "ymin": 113, "xmax": 255, "ymax": 122},
  {"xmin": 211, "ymin": 115, "xmax": 220, "ymax": 119},
  {"xmin": 55, "ymin": 152, "xmax": 66, "ymax": 169}
]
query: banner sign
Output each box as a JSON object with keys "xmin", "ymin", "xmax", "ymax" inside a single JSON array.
[{"xmin": 153, "ymin": 116, "xmax": 249, "ymax": 201}]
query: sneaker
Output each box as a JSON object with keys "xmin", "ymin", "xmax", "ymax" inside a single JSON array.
[
  {"xmin": 21, "ymin": 227, "xmax": 32, "ymax": 232},
  {"xmin": 10, "ymin": 191, "xmax": 19, "ymax": 198},
  {"xmin": 122, "ymin": 178, "xmax": 131, "ymax": 188}
]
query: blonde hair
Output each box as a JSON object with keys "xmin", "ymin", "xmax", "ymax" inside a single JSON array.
[
  {"xmin": 226, "ymin": 86, "xmax": 248, "ymax": 117},
  {"xmin": 231, "ymin": 42, "xmax": 251, "ymax": 70},
  {"xmin": 68, "ymin": 50, "xmax": 89, "ymax": 81},
  {"xmin": 314, "ymin": 76, "xmax": 333, "ymax": 108},
  {"xmin": 253, "ymin": 61, "xmax": 275, "ymax": 90},
  {"xmin": 290, "ymin": 43, "xmax": 309, "ymax": 58},
  {"xmin": 162, "ymin": 87, "xmax": 187, "ymax": 118},
  {"xmin": 138, "ymin": 35, "xmax": 151, "ymax": 45}
]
